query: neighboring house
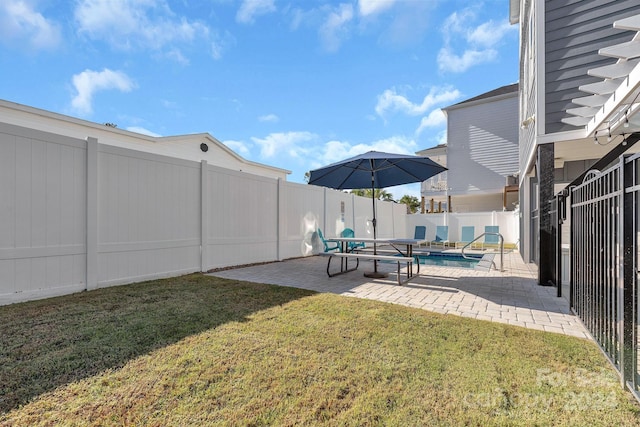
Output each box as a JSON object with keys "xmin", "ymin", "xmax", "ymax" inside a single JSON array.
[
  {"xmin": 416, "ymin": 143, "xmax": 448, "ymax": 212},
  {"xmin": 510, "ymin": 1, "xmax": 640, "ymax": 283},
  {"xmin": 0, "ymin": 99, "xmax": 290, "ymax": 180},
  {"xmin": 417, "ymin": 84, "xmax": 520, "ymax": 213}
]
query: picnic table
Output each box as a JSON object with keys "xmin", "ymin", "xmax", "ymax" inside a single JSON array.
[{"xmin": 321, "ymin": 237, "xmax": 428, "ymax": 285}]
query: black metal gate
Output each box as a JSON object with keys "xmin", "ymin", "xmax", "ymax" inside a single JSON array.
[{"xmin": 570, "ymin": 152, "xmax": 640, "ymax": 399}]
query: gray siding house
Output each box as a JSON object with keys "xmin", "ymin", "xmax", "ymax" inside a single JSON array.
[
  {"xmin": 511, "ymin": 0, "xmax": 640, "ymax": 399},
  {"xmin": 511, "ymin": 0, "xmax": 640, "ymax": 280},
  {"xmin": 418, "ymin": 84, "xmax": 520, "ymax": 214}
]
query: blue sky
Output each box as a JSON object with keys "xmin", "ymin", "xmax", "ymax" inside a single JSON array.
[{"xmin": 0, "ymin": 0, "xmax": 518, "ymax": 199}]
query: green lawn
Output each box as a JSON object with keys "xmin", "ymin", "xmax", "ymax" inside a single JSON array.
[{"xmin": 0, "ymin": 274, "xmax": 638, "ymax": 426}]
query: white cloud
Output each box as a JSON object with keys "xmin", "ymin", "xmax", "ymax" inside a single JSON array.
[
  {"xmin": 289, "ymin": 1, "xmax": 429, "ymax": 51},
  {"xmin": 469, "ymin": 20, "xmax": 514, "ymax": 48},
  {"xmin": 416, "ymin": 109, "xmax": 446, "ymax": 135},
  {"xmin": 435, "ymin": 128, "xmax": 447, "ymax": 146},
  {"xmin": 126, "ymin": 126, "xmax": 162, "ymax": 137},
  {"xmin": 358, "ymin": 0, "xmax": 397, "ymax": 17},
  {"xmin": 164, "ymin": 48, "xmax": 189, "ymax": 65},
  {"xmin": 161, "ymin": 99, "xmax": 177, "ymax": 109},
  {"xmin": 258, "ymin": 113, "xmax": 279, "ymax": 123},
  {"xmin": 360, "ymin": 135, "xmax": 417, "ymax": 155},
  {"xmin": 236, "ymin": 0, "xmax": 276, "ymax": 24},
  {"xmin": 70, "ymin": 68, "xmax": 136, "ymax": 116},
  {"xmin": 437, "ymin": 47, "xmax": 497, "ymax": 73},
  {"xmin": 0, "ymin": 0, "xmax": 61, "ymax": 50},
  {"xmin": 289, "ymin": 7, "xmax": 305, "ymax": 31},
  {"xmin": 319, "ymin": 3, "xmax": 354, "ymax": 52},
  {"xmin": 317, "ymin": 140, "xmax": 354, "ymax": 165},
  {"xmin": 375, "ymin": 86, "xmax": 461, "ymax": 118},
  {"xmin": 252, "ymin": 131, "xmax": 317, "ymax": 158},
  {"xmin": 438, "ymin": 9, "xmax": 516, "ymax": 73},
  {"xmin": 317, "ymin": 135, "xmax": 418, "ymax": 167},
  {"xmin": 74, "ymin": 0, "xmax": 210, "ymax": 57},
  {"xmin": 210, "ymin": 31, "xmax": 235, "ymax": 60},
  {"xmin": 223, "ymin": 139, "xmax": 251, "ymax": 156}
]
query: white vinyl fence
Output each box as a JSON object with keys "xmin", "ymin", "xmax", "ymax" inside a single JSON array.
[
  {"xmin": 405, "ymin": 211, "xmax": 520, "ymax": 246},
  {"xmin": 0, "ymin": 122, "xmax": 407, "ymax": 305},
  {"xmin": 1, "ymin": 121, "xmax": 521, "ymax": 306}
]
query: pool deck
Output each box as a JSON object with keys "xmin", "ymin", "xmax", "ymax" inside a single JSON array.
[{"xmin": 209, "ymin": 249, "xmax": 589, "ymax": 339}]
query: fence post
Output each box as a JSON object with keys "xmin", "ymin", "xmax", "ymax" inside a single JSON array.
[
  {"xmin": 200, "ymin": 160, "xmax": 208, "ymax": 272},
  {"xmin": 86, "ymin": 137, "xmax": 98, "ymax": 290},
  {"xmin": 622, "ymin": 154, "xmax": 635, "ymax": 388},
  {"xmin": 351, "ymin": 193, "xmax": 356, "ymax": 233},
  {"xmin": 555, "ymin": 194, "xmax": 563, "ymax": 297}
]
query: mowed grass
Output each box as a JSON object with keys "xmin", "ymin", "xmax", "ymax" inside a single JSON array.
[{"xmin": 0, "ymin": 274, "xmax": 638, "ymax": 426}]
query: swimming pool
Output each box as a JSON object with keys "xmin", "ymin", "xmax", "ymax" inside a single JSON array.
[{"xmin": 415, "ymin": 253, "xmax": 482, "ymax": 269}]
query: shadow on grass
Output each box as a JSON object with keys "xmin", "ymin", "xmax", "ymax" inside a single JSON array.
[{"xmin": 0, "ymin": 274, "xmax": 315, "ymax": 414}]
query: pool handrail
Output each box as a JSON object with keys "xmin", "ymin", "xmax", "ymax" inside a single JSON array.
[{"xmin": 461, "ymin": 232, "xmax": 504, "ymax": 272}]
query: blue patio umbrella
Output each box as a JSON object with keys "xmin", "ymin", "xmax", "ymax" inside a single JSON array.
[{"xmin": 308, "ymin": 150, "xmax": 447, "ymax": 277}]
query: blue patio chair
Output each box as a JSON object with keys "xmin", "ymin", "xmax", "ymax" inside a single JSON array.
[
  {"xmin": 414, "ymin": 225, "xmax": 427, "ymax": 247},
  {"xmin": 430, "ymin": 225, "xmax": 449, "ymax": 248},
  {"xmin": 483, "ymin": 225, "xmax": 500, "ymax": 249},
  {"xmin": 317, "ymin": 228, "xmax": 340, "ymax": 252},
  {"xmin": 455, "ymin": 226, "xmax": 475, "ymax": 248},
  {"xmin": 341, "ymin": 228, "xmax": 366, "ymax": 252}
]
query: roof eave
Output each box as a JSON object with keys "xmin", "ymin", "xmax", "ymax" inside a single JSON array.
[{"xmin": 443, "ymin": 90, "xmax": 518, "ymax": 112}]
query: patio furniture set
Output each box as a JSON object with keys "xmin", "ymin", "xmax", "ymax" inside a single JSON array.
[{"xmin": 316, "ymin": 225, "xmax": 504, "ymax": 285}]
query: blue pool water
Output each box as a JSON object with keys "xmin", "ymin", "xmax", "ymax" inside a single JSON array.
[{"xmin": 415, "ymin": 253, "xmax": 482, "ymax": 269}]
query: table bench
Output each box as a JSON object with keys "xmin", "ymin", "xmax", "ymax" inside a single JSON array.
[
  {"xmin": 351, "ymin": 247, "xmax": 429, "ymax": 275},
  {"xmin": 320, "ymin": 252, "xmax": 417, "ymax": 285}
]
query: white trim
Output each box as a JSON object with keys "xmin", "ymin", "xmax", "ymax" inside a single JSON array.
[
  {"xmin": 521, "ymin": 128, "xmax": 591, "ymax": 177},
  {"xmin": 0, "ymin": 98, "xmax": 291, "ymax": 178},
  {"xmin": 535, "ymin": 0, "xmax": 546, "ymax": 138},
  {"xmin": 537, "ymin": 129, "xmax": 588, "ymax": 144},
  {"xmin": 561, "ymin": 14, "xmax": 640, "ymax": 138},
  {"xmin": 585, "ymin": 58, "xmax": 640, "ymax": 136},
  {"xmin": 443, "ymin": 90, "xmax": 518, "ymax": 112}
]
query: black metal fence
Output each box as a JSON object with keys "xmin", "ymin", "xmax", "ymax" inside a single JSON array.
[{"xmin": 569, "ymin": 152, "xmax": 639, "ymax": 399}]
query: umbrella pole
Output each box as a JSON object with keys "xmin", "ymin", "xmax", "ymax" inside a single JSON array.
[
  {"xmin": 363, "ymin": 171, "xmax": 387, "ymax": 279},
  {"xmin": 372, "ymin": 182, "xmax": 377, "ymax": 265}
]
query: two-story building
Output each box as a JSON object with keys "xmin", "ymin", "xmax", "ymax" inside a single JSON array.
[
  {"xmin": 511, "ymin": 0, "xmax": 640, "ymax": 399},
  {"xmin": 511, "ymin": 0, "xmax": 640, "ymax": 284},
  {"xmin": 416, "ymin": 143, "xmax": 448, "ymax": 212},
  {"xmin": 418, "ymin": 84, "xmax": 520, "ymax": 214}
]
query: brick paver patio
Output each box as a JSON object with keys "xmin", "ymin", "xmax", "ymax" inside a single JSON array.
[{"xmin": 209, "ymin": 250, "xmax": 589, "ymax": 339}]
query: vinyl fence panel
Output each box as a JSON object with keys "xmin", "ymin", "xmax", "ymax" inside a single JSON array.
[
  {"xmin": 0, "ymin": 123, "xmax": 87, "ymax": 304},
  {"xmin": 323, "ymin": 188, "xmax": 354, "ymax": 237},
  {"xmin": 278, "ymin": 181, "xmax": 324, "ymax": 260},
  {"xmin": 205, "ymin": 165, "xmax": 279, "ymax": 269},
  {"xmin": 97, "ymin": 146, "xmax": 202, "ymax": 286}
]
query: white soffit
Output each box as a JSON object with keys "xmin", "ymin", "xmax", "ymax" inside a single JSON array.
[
  {"xmin": 562, "ymin": 14, "xmax": 640, "ymax": 137},
  {"xmin": 578, "ymin": 78, "xmax": 623, "ymax": 94},
  {"xmin": 588, "ymin": 58, "xmax": 640, "ymax": 78},
  {"xmin": 572, "ymin": 94, "xmax": 608, "ymax": 107}
]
